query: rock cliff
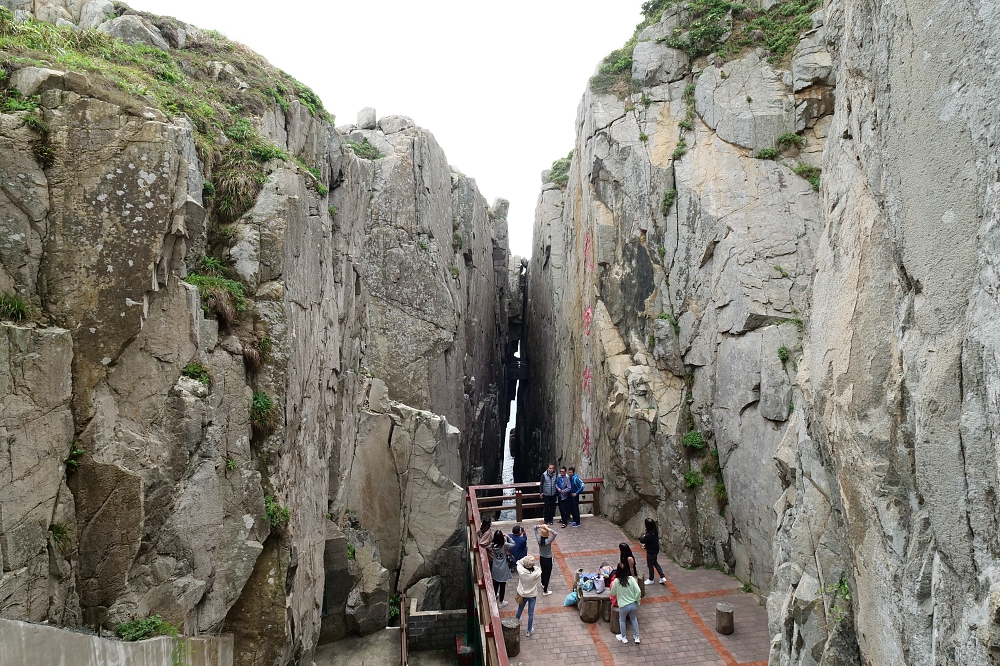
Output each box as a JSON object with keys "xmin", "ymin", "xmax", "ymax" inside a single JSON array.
[
  {"xmin": 518, "ymin": 1, "xmax": 829, "ymax": 594},
  {"xmin": 0, "ymin": 3, "xmax": 517, "ymax": 664},
  {"xmin": 520, "ymin": 0, "xmax": 1000, "ymax": 664}
]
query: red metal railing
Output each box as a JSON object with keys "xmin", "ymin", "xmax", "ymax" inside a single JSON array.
[{"xmin": 466, "ymin": 478, "xmax": 603, "ymax": 666}]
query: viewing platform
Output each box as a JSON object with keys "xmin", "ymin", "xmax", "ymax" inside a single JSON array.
[{"xmin": 466, "ymin": 483, "xmax": 770, "ymax": 666}]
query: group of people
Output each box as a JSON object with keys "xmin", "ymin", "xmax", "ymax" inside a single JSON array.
[
  {"xmin": 477, "ymin": 517, "xmax": 560, "ymax": 637},
  {"xmin": 539, "ymin": 464, "xmax": 584, "ymax": 527},
  {"xmin": 476, "ymin": 476, "xmax": 667, "ymax": 646}
]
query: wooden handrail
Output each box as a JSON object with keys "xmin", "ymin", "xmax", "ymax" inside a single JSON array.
[
  {"xmin": 400, "ymin": 593, "xmax": 408, "ymax": 666},
  {"xmin": 466, "ymin": 479, "xmax": 603, "ymax": 666}
]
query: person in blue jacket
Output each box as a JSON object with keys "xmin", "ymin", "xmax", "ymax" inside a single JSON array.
[
  {"xmin": 508, "ymin": 525, "xmax": 528, "ymax": 561},
  {"xmin": 556, "ymin": 466, "xmax": 572, "ymax": 527},
  {"xmin": 568, "ymin": 467, "xmax": 585, "ymax": 527}
]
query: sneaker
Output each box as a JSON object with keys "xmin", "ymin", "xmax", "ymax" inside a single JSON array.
[
  {"xmin": 571, "ymin": 522, "xmax": 581, "ymax": 527},
  {"xmin": 499, "ymin": 600, "xmax": 508, "ymax": 607},
  {"xmin": 634, "ymin": 637, "xmax": 641, "ymax": 643},
  {"xmin": 543, "ymin": 590, "xmax": 552, "ymax": 595},
  {"xmin": 644, "ymin": 579, "xmax": 654, "ymax": 585},
  {"xmin": 659, "ymin": 577, "xmax": 667, "ymax": 584},
  {"xmin": 526, "ymin": 629, "xmax": 534, "ymax": 637},
  {"xmin": 616, "ymin": 634, "xmax": 628, "ymax": 644}
]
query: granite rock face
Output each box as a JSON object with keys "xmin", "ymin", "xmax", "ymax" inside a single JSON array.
[
  {"xmin": 0, "ymin": 7, "xmax": 516, "ymax": 666},
  {"xmin": 523, "ymin": 2, "xmax": 1000, "ymax": 664},
  {"xmin": 769, "ymin": 1, "xmax": 1000, "ymax": 664},
  {"xmin": 518, "ymin": 6, "xmax": 828, "ymax": 595},
  {"xmin": 348, "ymin": 115, "xmax": 515, "ymax": 487}
]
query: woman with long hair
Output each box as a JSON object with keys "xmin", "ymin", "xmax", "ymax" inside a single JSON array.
[
  {"xmin": 618, "ymin": 542, "xmax": 638, "ymax": 578},
  {"xmin": 611, "ymin": 561, "xmax": 642, "ymax": 644},
  {"xmin": 477, "ymin": 516, "xmax": 493, "ymax": 551},
  {"xmin": 490, "ymin": 530, "xmax": 514, "ymax": 606},
  {"xmin": 639, "ymin": 517, "xmax": 666, "ymax": 584}
]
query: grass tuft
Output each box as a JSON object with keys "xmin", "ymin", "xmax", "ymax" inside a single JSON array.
[
  {"xmin": 185, "ymin": 273, "xmax": 246, "ymax": 330},
  {"xmin": 0, "ymin": 292, "xmax": 30, "ymax": 321},
  {"xmin": 251, "ymin": 390, "xmax": 279, "ymax": 436}
]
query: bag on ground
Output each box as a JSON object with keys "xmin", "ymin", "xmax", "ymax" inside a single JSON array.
[{"xmin": 564, "ymin": 591, "xmax": 578, "ymax": 606}]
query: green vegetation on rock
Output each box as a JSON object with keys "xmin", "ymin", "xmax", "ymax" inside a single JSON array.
[
  {"xmin": 346, "ymin": 138, "xmax": 381, "ymax": 160},
  {"xmin": 661, "ymin": 189, "xmax": 677, "ymax": 215},
  {"xmin": 251, "ymin": 390, "xmax": 279, "ymax": 435},
  {"xmin": 182, "ymin": 362, "xmax": 211, "ymax": 385},
  {"xmin": 264, "ymin": 494, "xmax": 289, "ymax": 527},
  {"xmin": 0, "ymin": 6, "xmax": 327, "ymax": 153},
  {"xmin": 0, "ymin": 292, "xmax": 30, "ymax": 321},
  {"xmin": 794, "ymin": 163, "xmax": 821, "ymax": 191},
  {"xmin": 185, "ymin": 273, "xmax": 247, "ymax": 329},
  {"xmin": 658, "ymin": 0, "xmax": 823, "ymax": 62},
  {"xmin": 117, "ymin": 615, "xmax": 180, "ymax": 642},
  {"xmin": 683, "ymin": 430, "xmax": 705, "ymax": 451},
  {"xmin": 546, "ymin": 150, "xmax": 574, "ymax": 188},
  {"xmin": 684, "ymin": 470, "xmax": 704, "ymax": 488}
]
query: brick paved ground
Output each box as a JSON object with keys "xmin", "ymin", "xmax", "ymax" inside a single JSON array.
[{"xmin": 492, "ymin": 517, "xmax": 769, "ymax": 666}]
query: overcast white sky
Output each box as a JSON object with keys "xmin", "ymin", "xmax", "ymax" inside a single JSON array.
[{"xmin": 126, "ymin": 0, "xmax": 645, "ymax": 257}]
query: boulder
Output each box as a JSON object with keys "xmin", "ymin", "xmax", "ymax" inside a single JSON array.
[
  {"xmin": 377, "ymin": 115, "xmax": 414, "ymax": 134},
  {"xmin": 405, "ymin": 576, "xmax": 442, "ymax": 612},
  {"xmin": 10, "ymin": 67, "xmax": 65, "ymax": 96},
  {"xmin": 78, "ymin": 0, "xmax": 113, "ymax": 29},
  {"xmin": 631, "ymin": 40, "xmax": 689, "ymax": 86},
  {"xmin": 695, "ymin": 53, "xmax": 796, "ymax": 151},
  {"xmin": 791, "ymin": 34, "xmax": 834, "ymax": 91},
  {"xmin": 357, "ymin": 107, "xmax": 377, "ymax": 130},
  {"xmin": 97, "ymin": 15, "xmax": 170, "ymax": 50}
]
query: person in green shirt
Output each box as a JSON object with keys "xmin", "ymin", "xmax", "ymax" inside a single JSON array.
[{"xmin": 611, "ymin": 561, "xmax": 641, "ymax": 644}]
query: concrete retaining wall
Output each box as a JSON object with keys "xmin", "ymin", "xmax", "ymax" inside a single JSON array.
[
  {"xmin": 406, "ymin": 606, "xmax": 466, "ymax": 652},
  {"xmin": 0, "ymin": 618, "xmax": 233, "ymax": 666}
]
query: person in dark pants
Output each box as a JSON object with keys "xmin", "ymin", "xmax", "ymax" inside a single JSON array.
[
  {"xmin": 639, "ymin": 517, "xmax": 666, "ymax": 584},
  {"xmin": 538, "ymin": 463, "xmax": 558, "ymax": 525},
  {"xmin": 556, "ymin": 466, "xmax": 571, "ymax": 527},
  {"xmin": 568, "ymin": 466, "xmax": 584, "ymax": 526},
  {"xmin": 534, "ymin": 524, "xmax": 558, "ymax": 594}
]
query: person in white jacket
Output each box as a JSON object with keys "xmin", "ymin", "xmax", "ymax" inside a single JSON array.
[{"xmin": 515, "ymin": 555, "xmax": 543, "ymax": 636}]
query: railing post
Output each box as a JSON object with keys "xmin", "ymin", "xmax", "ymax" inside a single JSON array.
[
  {"xmin": 592, "ymin": 483, "xmax": 601, "ymax": 517},
  {"xmin": 515, "ymin": 490, "xmax": 523, "ymax": 522}
]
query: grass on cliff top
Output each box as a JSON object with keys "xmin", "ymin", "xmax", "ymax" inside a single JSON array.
[
  {"xmin": 0, "ymin": 5, "xmax": 328, "ymax": 178},
  {"xmin": 590, "ymin": 0, "xmax": 822, "ymax": 96},
  {"xmin": 659, "ymin": 0, "xmax": 822, "ymax": 61}
]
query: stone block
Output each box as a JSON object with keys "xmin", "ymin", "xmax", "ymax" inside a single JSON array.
[{"xmin": 357, "ymin": 107, "xmax": 377, "ymax": 130}]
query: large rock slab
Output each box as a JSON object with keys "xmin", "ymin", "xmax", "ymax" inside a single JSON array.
[
  {"xmin": 97, "ymin": 15, "xmax": 170, "ymax": 50},
  {"xmin": 695, "ymin": 53, "xmax": 796, "ymax": 151}
]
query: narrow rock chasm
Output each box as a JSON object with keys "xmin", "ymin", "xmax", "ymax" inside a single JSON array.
[{"xmin": 3, "ymin": 2, "xmax": 1000, "ymax": 665}]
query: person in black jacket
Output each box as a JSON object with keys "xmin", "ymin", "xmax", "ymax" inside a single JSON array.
[
  {"xmin": 538, "ymin": 464, "xmax": 558, "ymax": 525},
  {"xmin": 639, "ymin": 517, "xmax": 666, "ymax": 584}
]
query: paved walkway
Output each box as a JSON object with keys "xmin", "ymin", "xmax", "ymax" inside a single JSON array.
[{"xmin": 493, "ymin": 517, "xmax": 769, "ymax": 666}]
